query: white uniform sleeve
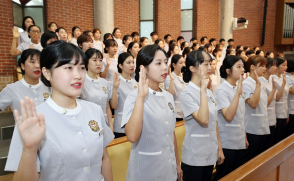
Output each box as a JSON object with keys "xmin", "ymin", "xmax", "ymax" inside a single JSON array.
[
  {"xmin": 164, "ymin": 75, "xmax": 171, "ymax": 90},
  {"xmin": 242, "ymin": 82, "xmax": 254, "ymax": 100},
  {"xmin": 287, "ymin": 75, "xmax": 294, "ymax": 87},
  {"xmin": 107, "ymin": 81, "xmax": 113, "ymax": 101},
  {"xmin": 180, "ymin": 91, "xmax": 199, "ymax": 119},
  {"xmin": 99, "ymin": 106, "xmax": 114, "ymax": 147},
  {"xmin": 5, "ymin": 123, "xmax": 41, "ymax": 172},
  {"xmin": 121, "ymin": 90, "xmax": 137, "ymax": 128},
  {"xmin": 16, "ymin": 43, "xmax": 26, "ymax": 53},
  {"xmin": 0, "ymin": 85, "xmax": 13, "ymax": 112},
  {"xmin": 101, "ymin": 58, "xmax": 107, "ymax": 72},
  {"xmin": 215, "ymin": 88, "xmax": 231, "ymax": 111}
]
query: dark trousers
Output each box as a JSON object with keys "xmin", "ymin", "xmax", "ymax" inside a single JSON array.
[
  {"xmin": 286, "ymin": 114, "xmax": 294, "ymax": 137},
  {"xmin": 176, "ymin": 118, "xmax": 183, "ymax": 122},
  {"xmin": 275, "ymin": 118, "xmax": 287, "ymax": 144},
  {"xmin": 181, "ymin": 162, "xmax": 214, "ymax": 181},
  {"xmin": 265, "ymin": 125, "xmax": 276, "ymax": 150},
  {"xmin": 242, "ymin": 133, "xmax": 266, "ymax": 164},
  {"xmin": 214, "ymin": 149, "xmax": 244, "ymax": 181},
  {"xmin": 114, "ymin": 132, "xmax": 126, "ymax": 139}
]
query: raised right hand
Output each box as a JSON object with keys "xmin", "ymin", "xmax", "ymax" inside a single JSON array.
[
  {"xmin": 138, "ymin": 65, "xmax": 149, "ymax": 98},
  {"xmin": 106, "ymin": 54, "xmax": 111, "ymax": 66},
  {"xmin": 282, "ymin": 71, "xmax": 287, "ymax": 85},
  {"xmin": 200, "ymin": 66, "xmax": 207, "ymax": 90},
  {"xmin": 254, "ymin": 70, "xmax": 261, "ymax": 87},
  {"xmin": 237, "ymin": 74, "xmax": 243, "ymax": 95},
  {"xmin": 12, "ymin": 27, "xmax": 20, "ymax": 39},
  {"xmin": 14, "ymin": 97, "xmax": 46, "ymax": 149}
]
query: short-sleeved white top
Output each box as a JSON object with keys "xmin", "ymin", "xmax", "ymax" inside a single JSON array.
[
  {"xmin": 180, "ymin": 82, "xmax": 218, "ymax": 166},
  {"xmin": 17, "ymin": 40, "xmax": 43, "ymax": 53},
  {"xmin": 5, "ymin": 97, "xmax": 114, "ymax": 181},
  {"xmin": 215, "ymin": 80, "xmax": 246, "ymax": 149},
  {"xmin": 0, "ymin": 78, "xmax": 50, "ymax": 115}
]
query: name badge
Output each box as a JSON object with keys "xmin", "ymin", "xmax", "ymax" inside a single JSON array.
[{"xmin": 98, "ymin": 129, "xmax": 104, "ymax": 138}]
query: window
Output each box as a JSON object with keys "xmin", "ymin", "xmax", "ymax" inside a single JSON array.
[
  {"xmin": 12, "ymin": 0, "xmax": 46, "ymax": 33},
  {"xmin": 181, "ymin": 0, "xmax": 193, "ymax": 44},
  {"xmin": 139, "ymin": 0, "xmax": 155, "ymax": 38}
]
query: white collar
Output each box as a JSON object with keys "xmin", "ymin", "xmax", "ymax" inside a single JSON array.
[
  {"xmin": 46, "ymin": 96, "xmax": 81, "ymax": 115},
  {"xmin": 29, "ymin": 40, "xmax": 41, "ymax": 46},
  {"xmin": 224, "ymin": 80, "xmax": 237, "ymax": 89},
  {"xmin": 86, "ymin": 73, "xmax": 99, "ymax": 83},
  {"xmin": 148, "ymin": 87, "xmax": 164, "ymax": 96},
  {"xmin": 172, "ymin": 72, "xmax": 182, "ymax": 78},
  {"xmin": 247, "ymin": 76, "xmax": 256, "ymax": 83},
  {"xmin": 119, "ymin": 75, "xmax": 132, "ymax": 82},
  {"xmin": 188, "ymin": 81, "xmax": 200, "ymax": 91},
  {"xmin": 21, "ymin": 78, "xmax": 42, "ymax": 89},
  {"xmin": 260, "ymin": 76, "xmax": 269, "ymax": 83}
]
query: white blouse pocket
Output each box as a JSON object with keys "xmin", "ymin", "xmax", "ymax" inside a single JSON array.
[
  {"xmin": 290, "ymin": 100, "xmax": 294, "ymax": 108},
  {"xmin": 138, "ymin": 151, "xmax": 162, "ymax": 179},
  {"xmin": 224, "ymin": 124, "xmax": 241, "ymax": 143},
  {"xmin": 191, "ymin": 134, "xmax": 211, "ymax": 157}
]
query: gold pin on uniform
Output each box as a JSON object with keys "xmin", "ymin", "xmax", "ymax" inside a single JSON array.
[
  {"xmin": 88, "ymin": 120, "xmax": 100, "ymax": 132},
  {"xmin": 210, "ymin": 97, "xmax": 217, "ymax": 106}
]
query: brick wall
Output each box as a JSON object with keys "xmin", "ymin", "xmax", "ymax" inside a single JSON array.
[
  {"xmin": 155, "ymin": 0, "xmax": 181, "ymax": 40},
  {"xmin": 46, "ymin": 0, "xmax": 94, "ymax": 35},
  {"xmin": 194, "ymin": 0, "xmax": 220, "ymax": 41},
  {"xmin": 113, "ymin": 0, "xmax": 139, "ymax": 36}
]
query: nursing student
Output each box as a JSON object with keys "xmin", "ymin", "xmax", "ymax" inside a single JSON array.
[
  {"xmin": 55, "ymin": 27, "xmax": 68, "ymax": 42},
  {"xmin": 164, "ymin": 54, "xmax": 186, "ymax": 122},
  {"xmin": 81, "ymin": 48, "xmax": 119, "ymax": 132},
  {"xmin": 113, "ymin": 52, "xmax": 138, "ymax": 138},
  {"xmin": 127, "ymin": 42, "xmax": 140, "ymax": 79},
  {"xmin": 214, "ymin": 55, "xmax": 248, "ymax": 180},
  {"xmin": 77, "ymin": 34, "xmax": 93, "ymax": 52},
  {"xmin": 260, "ymin": 58, "xmax": 278, "ymax": 149},
  {"xmin": 93, "ymin": 28, "xmax": 103, "ymax": 52},
  {"xmin": 11, "ymin": 25, "xmax": 43, "ymax": 56},
  {"xmin": 100, "ymin": 39, "xmax": 119, "ymax": 81},
  {"xmin": 242, "ymin": 55, "xmax": 270, "ymax": 164},
  {"xmin": 121, "ymin": 45, "xmax": 183, "ymax": 181},
  {"xmin": 272, "ymin": 57, "xmax": 289, "ymax": 143},
  {"xmin": 119, "ymin": 35, "xmax": 132, "ymax": 55},
  {"xmin": 0, "ymin": 49, "xmax": 50, "ymax": 115},
  {"xmin": 112, "ymin": 28, "xmax": 123, "ymax": 52},
  {"xmin": 70, "ymin": 26, "xmax": 81, "ymax": 46},
  {"xmin": 286, "ymin": 59, "xmax": 294, "ymax": 136},
  {"xmin": 18, "ymin": 16, "xmax": 35, "ymax": 44},
  {"xmin": 5, "ymin": 41, "xmax": 114, "ymax": 181},
  {"xmin": 180, "ymin": 50, "xmax": 224, "ymax": 181}
]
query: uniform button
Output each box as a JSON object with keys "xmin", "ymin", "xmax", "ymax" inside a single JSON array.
[
  {"xmin": 213, "ymin": 142, "xmax": 215, "ymax": 144},
  {"xmin": 61, "ymin": 109, "xmax": 67, "ymax": 114},
  {"xmin": 163, "ymin": 109, "xmax": 166, "ymax": 111},
  {"xmin": 83, "ymin": 166, "xmax": 88, "ymax": 170},
  {"xmin": 29, "ymin": 85, "xmax": 32, "ymax": 88},
  {"xmin": 35, "ymin": 98, "xmax": 37, "ymax": 100},
  {"xmin": 167, "ymin": 147, "xmax": 170, "ymax": 149},
  {"xmin": 168, "ymin": 159, "xmax": 171, "ymax": 162},
  {"xmin": 83, "ymin": 149, "xmax": 87, "ymax": 152},
  {"xmin": 72, "ymin": 116, "xmax": 76, "ymax": 119},
  {"xmin": 99, "ymin": 97, "xmax": 101, "ymax": 100},
  {"xmin": 77, "ymin": 131, "xmax": 82, "ymax": 135},
  {"xmin": 166, "ymin": 134, "xmax": 169, "ymax": 136},
  {"xmin": 212, "ymin": 131, "xmax": 215, "ymax": 133},
  {"xmin": 166, "ymin": 121, "xmax": 168, "ymax": 124}
]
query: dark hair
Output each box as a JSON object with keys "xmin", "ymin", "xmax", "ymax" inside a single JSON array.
[
  {"xmin": 112, "ymin": 27, "xmax": 120, "ymax": 36},
  {"xmin": 212, "ymin": 48, "xmax": 221, "ymax": 57},
  {"xmin": 198, "ymin": 46, "xmax": 206, "ymax": 51},
  {"xmin": 219, "ymin": 55, "xmax": 242, "ymax": 79},
  {"xmin": 287, "ymin": 58, "xmax": 294, "ymax": 72},
  {"xmin": 28, "ymin": 25, "xmax": 41, "ymax": 38},
  {"xmin": 182, "ymin": 47, "xmax": 192, "ymax": 58},
  {"xmin": 168, "ymin": 44, "xmax": 178, "ymax": 57},
  {"xmin": 127, "ymin": 41, "xmax": 139, "ymax": 54},
  {"xmin": 276, "ymin": 52, "xmax": 284, "ymax": 57},
  {"xmin": 104, "ymin": 39, "xmax": 118, "ymax": 53},
  {"xmin": 256, "ymin": 50, "xmax": 263, "ymax": 55},
  {"xmin": 72, "ymin": 26, "xmax": 80, "ymax": 37},
  {"xmin": 244, "ymin": 46, "xmax": 249, "ymax": 51},
  {"xmin": 192, "ymin": 42, "xmax": 199, "ymax": 50},
  {"xmin": 227, "ymin": 45, "xmax": 234, "ymax": 50},
  {"xmin": 135, "ymin": 45, "xmax": 167, "ymax": 82},
  {"xmin": 177, "ymin": 36, "xmax": 184, "ymax": 42},
  {"xmin": 93, "ymin": 28, "xmax": 101, "ymax": 35},
  {"xmin": 226, "ymin": 49, "xmax": 234, "ymax": 56},
  {"xmin": 183, "ymin": 50, "xmax": 212, "ymax": 82},
  {"xmin": 155, "ymin": 39, "xmax": 163, "ymax": 45},
  {"xmin": 170, "ymin": 54, "xmax": 183, "ymax": 72},
  {"xmin": 169, "ymin": 40, "xmax": 176, "ymax": 46},
  {"xmin": 18, "ymin": 49, "xmax": 41, "ymax": 75},
  {"xmin": 117, "ymin": 52, "xmax": 134, "ymax": 73},
  {"xmin": 40, "ymin": 41, "xmax": 87, "ymax": 87},
  {"xmin": 265, "ymin": 57, "xmax": 277, "ymax": 69},
  {"xmin": 265, "ymin": 52, "xmax": 273, "ymax": 57},
  {"xmin": 123, "ymin": 35, "xmax": 131, "ymax": 44},
  {"xmin": 253, "ymin": 46, "xmax": 259, "ymax": 51},
  {"xmin": 83, "ymin": 30, "xmax": 92, "ymax": 35},
  {"xmin": 181, "ymin": 41, "xmax": 188, "ymax": 51},
  {"xmin": 41, "ymin": 31, "xmax": 58, "ymax": 48},
  {"xmin": 150, "ymin": 31, "xmax": 158, "ymax": 36},
  {"xmin": 245, "ymin": 55, "xmax": 267, "ymax": 72},
  {"xmin": 77, "ymin": 34, "xmax": 93, "ymax": 48},
  {"xmin": 236, "ymin": 50, "xmax": 244, "ymax": 57},
  {"xmin": 56, "ymin": 27, "xmax": 66, "ymax": 33},
  {"xmin": 228, "ymin": 39, "xmax": 234, "ymax": 42},
  {"xmin": 204, "ymin": 44, "xmax": 211, "ymax": 50},
  {"xmin": 22, "ymin": 16, "xmax": 35, "ymax": 31},
  {"xmin": 200, "ymin": 36, "xmax": 207, "ymax": 43},
  {"xmin": 48, "ymin": 22, "xmax": 58, "ymax": 29},
  {"xmin": 103, "ymin": 33, "xmax": 113, "ymax": 44},
  {"xmin": 246, "ymin": 50, "xmax": 255, "ymax": 56},
  {"xmin": 219, "ymin": 38, "xmax": 225, "ymax": 43},
  {"xmin": 275, "ymin": 57, "xmax": 286, "ymax": 67},
  {"xmin": 190, "ymin": 37, "xmax": 197, "ymax": 42},
  {"xmin": 236, "ymin": 45, "xmax": 242, "ymax": 51},
  {"xmin": 164, "ymin": 34, "xmax": 171, "ymax": 40},
  {"xmin": 131, "ymin": 32, "xmax": 139, "ymax": 37},
  {"xmin": 84, "ymin": 48, "xmax": 103, "ymax": 71},
  {"xmin": 209, "ymin": 38, "xmax": 216, "ymax": 44},
  {"xmin": 140, "ymin": 37, "xmax": 148, "ymax": 48}
]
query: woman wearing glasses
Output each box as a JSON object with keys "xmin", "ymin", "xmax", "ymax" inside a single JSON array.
[{"xmin": 11, "ymin": 25, "xmax": 43, "ymax": 56}]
